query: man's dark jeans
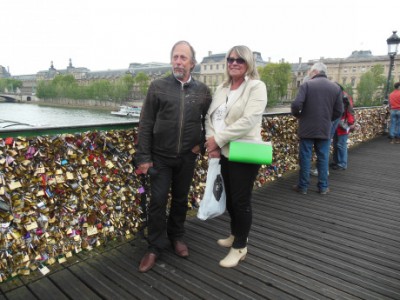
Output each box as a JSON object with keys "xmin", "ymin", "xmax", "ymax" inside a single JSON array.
[{"xmin": 147, "ymin": 152, "xmax": 197, "ymax": 255}]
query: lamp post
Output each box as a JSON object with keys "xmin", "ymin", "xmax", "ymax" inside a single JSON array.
[{"xmin": 383, "ymin": 31, "xmax": 400, "ymax": 104}]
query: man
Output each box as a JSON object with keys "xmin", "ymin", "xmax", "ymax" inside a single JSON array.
[
  {"xmin": 291, "ymin": 62, "xmax": 343, "ymax": 195},
  {"xmin": 135, "ymin": 41, "xmax": 212, "ymax": 272}
]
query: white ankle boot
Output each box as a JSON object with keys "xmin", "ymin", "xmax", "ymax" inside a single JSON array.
[
  {"xmin": 217, "ymin": 235, "xmax": 234, "ymax": 247},
  {"xmin": 219, "ymin": 247, "xmax": 247, "ymax": 268}
]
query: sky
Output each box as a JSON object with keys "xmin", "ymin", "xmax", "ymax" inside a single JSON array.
[{"xmin": 2, "ymin": 0, "xmax": 400, "ymax": 76}]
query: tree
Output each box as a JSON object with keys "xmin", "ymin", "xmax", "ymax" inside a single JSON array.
[
  {"xmin": 0, "ymin": 78, "xmax": 22, "ymax": 93},
  {"xmin": 134, "ymin": 72, "xmax": 150, "ymax": 99},
  {"xmin": 258, "ymin": 62, "xmax": 291, "ymax": 107},
  {"xmin": 356, "ymin": 65, "xmax": 386, "ymax": 106},
  {"xmin": 112, "ymin": 74, "xmax": 135, "ymax": 103}
]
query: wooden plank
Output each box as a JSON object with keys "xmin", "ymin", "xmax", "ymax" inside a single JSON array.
[
  {"xmin": 69, "ymin": 261, "xmax": 136, "ymax": 299},
  {"xmin": 5, "ymin": 286, "xmax": 37, "ymax": 300},
  {"xmin": 88, "ymin": 250, "xmax": 171, "ymax": 300},
  {"xmin": 50, "ymin": 269, "xmax": 102, "ymax": 300},
  {"xmin": 113, "ymin": 242, "xmax": 207, "ymax": 299},
  {"xmin": 186, "ymin": 221, "xmax": 353, "ymax": 300},
  {"xmin": 28, "ymin": 277, "xmax": 69, "ymax": 300},
  {"xmin": 188, "ymin": 215, "xmax": 400, "ymax": 300},
  {"xmin": 116, "ymin": 242, "xmax": 259, "ymax": 300}
]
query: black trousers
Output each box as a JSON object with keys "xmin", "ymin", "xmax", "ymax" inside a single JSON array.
[
  {"xmin": 220, "ymin": 155, "xmax": 260, "ymax": 249},
  {"xmin": 147, "ymin": 152, "xmax": 197, "ymax": 255}
]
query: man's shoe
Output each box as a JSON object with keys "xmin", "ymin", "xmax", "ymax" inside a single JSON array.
[
  {"xmin": 332, "ymin": 165, "xmax": 346, "ymax": 170},
  {"xmin": 172, "ymin": 240, "xmax": 189, "ymax": 258},
  {"xmin": 319, "ymin": 188, "xmax": 330, "ymax": 195},
  {"xmin": 139, "ymin": 252, "xmax": 157, "ymax": 273},
  {"xmin": 292, "ymin": 185, "xmax": 307, "ymax": 195}
]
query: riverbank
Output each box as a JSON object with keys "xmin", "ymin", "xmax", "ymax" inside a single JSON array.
[
  {"xmin": 17, "ymin": 98, "xmax": 289, "ymax": 114},
  {"xmin": 31, "ymin": 99, "xmax": 145, "ymax": 112}
]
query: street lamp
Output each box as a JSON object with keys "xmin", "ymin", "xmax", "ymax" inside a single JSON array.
[{"xmin": 383, "ymin": 31, "xmax": 400, "ymax": 104}]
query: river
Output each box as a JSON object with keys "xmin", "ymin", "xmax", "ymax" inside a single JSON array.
[{"xmin": 0, "ymin": 102, "xmax": 139, "ymax": 129}]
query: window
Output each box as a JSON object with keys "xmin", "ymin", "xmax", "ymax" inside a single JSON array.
[{"xmin": 351, "ymin": 77, "xmax": 356, "ymax": 87}]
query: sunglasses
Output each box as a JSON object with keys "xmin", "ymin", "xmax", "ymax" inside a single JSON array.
[{"xmin": 227, "ymin": 57, "xmax": 246, "ymax": 65}]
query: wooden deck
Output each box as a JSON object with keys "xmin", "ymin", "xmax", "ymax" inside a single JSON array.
[{"xmin": 1, "ymin": 135, "xmax": 400, "ymax": 300}]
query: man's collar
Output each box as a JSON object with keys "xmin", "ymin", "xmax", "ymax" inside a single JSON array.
[{"xmin": 174, "ymin": 74, "xmax": 192, "ymax": 85}]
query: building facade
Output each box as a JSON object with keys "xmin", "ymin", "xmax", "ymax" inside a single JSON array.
[
  {"xmin": 5, "ymin": 51, "xmax": 400, "ymax": 102},
  {"xmin": 200, "ymin": 51, "xmax": 267, "ymax": 91}
]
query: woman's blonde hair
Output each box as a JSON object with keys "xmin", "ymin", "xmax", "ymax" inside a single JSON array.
[{"xmin": 222, "ymin": 45, "xmax": 259, "ymax": 87}]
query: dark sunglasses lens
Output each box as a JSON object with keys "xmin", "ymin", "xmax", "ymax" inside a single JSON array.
[{"xmin": 227, "ymin": 57, "xmax": 245, "ymax": 64}]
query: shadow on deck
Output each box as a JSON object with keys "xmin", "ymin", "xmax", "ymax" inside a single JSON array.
[{"xmin": 1, "ymin": 135, "xmax": 400, "ymax": 300}]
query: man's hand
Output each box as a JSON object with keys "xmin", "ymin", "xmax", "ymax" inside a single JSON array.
[
  {"xmin": 191, "ymin": 145, "xmax": 201, "ymax": 154},
  {"xmin": 139, "ymin": 162, "xmax": 153, "ymax": 175}
]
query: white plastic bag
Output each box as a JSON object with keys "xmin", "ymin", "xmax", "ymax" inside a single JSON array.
[{"xmin": 197, "ymin": 158, "xmax": 226, "ymax": 220}]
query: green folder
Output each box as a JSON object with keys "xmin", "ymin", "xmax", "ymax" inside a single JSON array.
[{"xmin": 229, "ymin": 140, "xmax": 272, "ymax": 165}]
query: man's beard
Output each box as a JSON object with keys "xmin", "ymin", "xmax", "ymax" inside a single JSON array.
[{"xmin": 173, "ymin": 68, "xmax": 186, "ymax": 80}]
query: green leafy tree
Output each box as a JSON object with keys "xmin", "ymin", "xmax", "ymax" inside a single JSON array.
[
  {"xmin": 356, "ymin": 65, "xmax": 386, "ymax": 106},
  {"xmin": 258, "ymin": 62, "xmax": 291, "ymax": 107},
  {"xmin": 0, "ymin": 78, "xmax": 23, "ymax": 93},
  {"xmin": 112, "ymin": 74, "xmax": 135, "ymax": 103},
  {"xmin": 134, "ymin": 72, "xmax": 150, "ymax": 98},
  {"xmin": 89, "ymin": 80, "xmax": 113, "ymax": 101},
  {"xmin": 36, "ymin": 80, "xmax": 57, "ymax": 99}
]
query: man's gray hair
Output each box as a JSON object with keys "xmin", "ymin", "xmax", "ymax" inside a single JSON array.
[{"xmin": 310, "ymin": 62, "xmax": 327, "ymax": 75}]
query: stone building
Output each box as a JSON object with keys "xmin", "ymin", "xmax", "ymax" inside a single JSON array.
[
  {"xmin": 200, "ymin": 51, "xmax": 267, "ymax": 91},
  {"xmin": 5, "ymin": 50, "xmax": 400, "ymax": 103},
  {"xmin": 0, "ymin": 65, "xmax": 11, "ymax": 78}
]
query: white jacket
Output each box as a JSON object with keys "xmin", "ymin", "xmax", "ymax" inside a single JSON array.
[{"xmin": 205, "ymin": 79, "xmax": 268, "ymax": 158}]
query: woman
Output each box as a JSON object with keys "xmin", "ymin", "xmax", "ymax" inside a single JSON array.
[{"xmin": 204, "ymin": 45, "xmax": 267, "ymax": 268}]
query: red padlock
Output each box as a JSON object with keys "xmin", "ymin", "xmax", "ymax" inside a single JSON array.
[{"xmin": 5, "ymin": 137, "xmax": 13, "ymax": 145}]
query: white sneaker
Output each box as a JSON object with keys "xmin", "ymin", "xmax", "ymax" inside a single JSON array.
[{"xmin": 310, "ymin": 168, "xmax": 329, "ymax": 176}]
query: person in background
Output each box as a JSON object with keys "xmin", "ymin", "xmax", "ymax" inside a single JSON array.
[
  {"xmin": 291, "ymin": 62, "xmax": 343, "ymax": 195},
  {"xmin": 136, "ymin": 40, "xmax": 212, "ymax": 273},
  {"xmin": 205, "ymin": 45, "xmax": 267, "ymax": 268},
  {"xmin": 330, "ymin": 87, "xmax": 355, "ymax": 170},
  {"xmin": 388, "ymin": 81, "xmax": 400, "ymax": 144}
]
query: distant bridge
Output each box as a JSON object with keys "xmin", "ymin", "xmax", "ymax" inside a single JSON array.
[{"xmin": 0, "ymin": 92, "xmax": 38, "ymax": 102}]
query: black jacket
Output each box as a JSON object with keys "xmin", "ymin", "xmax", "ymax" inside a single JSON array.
[
  {"xmin": 291, "ymin": 74, "xmax": 343, "ymax": 139},
  {"xmin": 135, "ymin": 75, "xmax": 212, "ymax": 164}
]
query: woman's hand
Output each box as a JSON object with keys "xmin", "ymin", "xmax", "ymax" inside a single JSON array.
[
  {"xmin": 205, "ymin": 136, "xmax": 218, "ymax": 153},
  {"xmin": 208, "ymin": 149, "xmax": 221, "ymax": 158}
]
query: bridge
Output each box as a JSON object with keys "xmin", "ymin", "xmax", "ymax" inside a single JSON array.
[
  {"xmin": 0, "ymin": 135, "xmax": 399, "ymax": 299},
  {"xmin": 0, "ymin": 92, "xmax": 38, "ymax": 102}
]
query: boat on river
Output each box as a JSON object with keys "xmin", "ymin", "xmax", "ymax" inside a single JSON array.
[{"xmin": 111, "ymin": 106, "xmax": 141, "ymax": 118}]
